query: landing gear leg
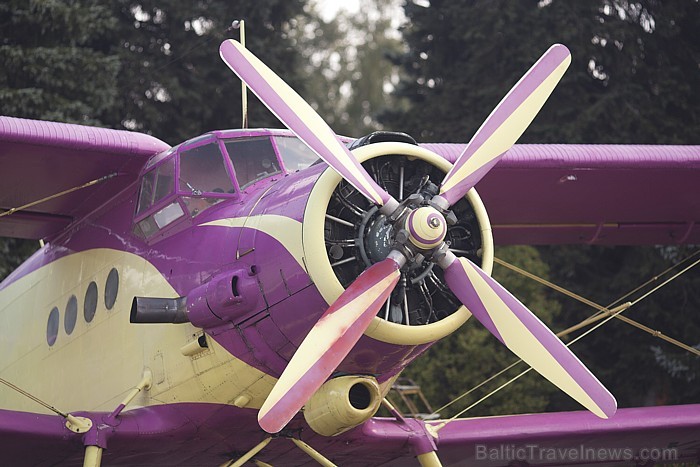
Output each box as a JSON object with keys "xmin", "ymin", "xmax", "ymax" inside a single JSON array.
[
  {"xmin": 417, "ymin": 451, "xmax": 442, "ymax": 467},
  {"xmin": 83, "ymin": 445, "xmax": 103, "ymax": 467}
]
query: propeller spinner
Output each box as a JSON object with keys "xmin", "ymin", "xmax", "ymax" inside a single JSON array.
[{"xmin": 219, "ymin": 39, "xmax": 616, "ymax": 434}]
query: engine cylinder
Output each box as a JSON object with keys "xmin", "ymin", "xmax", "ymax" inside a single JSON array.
[
  {"xmin": 303, "ymin": 375, "xmax": 382, "ymax": 436},
  {"xmin": 303, "ymin": 142, "xmax": 494, "ymax": 345}
]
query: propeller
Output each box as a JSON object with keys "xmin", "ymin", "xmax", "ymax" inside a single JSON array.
[
  {"xmin": 219, "ymin": 39, "xmax": 616, "ymax": 435},
  {"xmin": 258, "ymin": 256, "xmax": 402, "ymax": 433},
  {"xmin": 220, "ymin": 39, "xmax": 399, "ymax": 213},
  {"xmin": 435, "ymin": 44, "xmax": 571, "ymax": 208},
  {"xmin": 440, "ymin": 253, "xmax": 616, "ymax": 418}
]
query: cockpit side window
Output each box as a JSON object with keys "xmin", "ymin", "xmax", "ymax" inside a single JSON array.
[
  {"xmin": 136, "ymin": 159, "xmax": 176, "ymax": 216},
  {"xmin": 153, "ymin": 160, "xmax": 175, "ymax": 204},
  {"xmin": 179, "ymin": 142, "xmax": 235, "ymax": 195},
  {"xmin": 224, "ymin": 137, "xmax": 281, "ymax": 189},
  {"xmin": 136, "ymin": 170, "xmax": 156, "ymax": 215},
  {"xmin": 134, "ymin": 158, "xmax": 182, "ymax": 237}
]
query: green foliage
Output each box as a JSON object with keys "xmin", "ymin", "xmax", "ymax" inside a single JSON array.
[
  {"xmin": 107, "ymin": 0, "xmax": 306, "ymax": 144},
  {"xmin": 0, "ymin": 0, "xmax": 307, "ymax": 270},
  {"xmin": 1, "ymin": 0, "xmax": 698, "ymax": 419},
  {"xmin": 390, "ymin": 0, "xmax": 700, "ymax": 417},
  {"xmin": 293, "ymin": 0, "xmax": 403, "ymax": 136},
  {"xmin": 382, "ymin": 0, "xmax": 700, "ymax": 144},
  {"xmin": 0, "ymin": 1, "xmax": 120, "ymax": 272},
  {"xmin": 404, "ymin": 246, "xmax": 562, "ymax": 416},
  {"xmin": 540, "ymin": 245, "xmax": 700, "ymax": 410},
  {"xmin": 0, "ymin": 239, "xmax": 38, "ymax": 281},
  {"xmin": 0, "ymin": 0, "xmax": 119, "ymax": 125},
  {"xmin": 0, "ymin": 0, "xmax": 307, "ymax": 141}
]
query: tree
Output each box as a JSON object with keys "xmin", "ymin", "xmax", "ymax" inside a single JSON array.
[
  {"xmin": 388, "ymin": 0, "xmax": 700, "ymax": 414},
  {"xmin": 0, "ymin": 0, "xmax": 117, "ymax": 279},
  {"xmin": 0, "ymin": 239, "xmax": 38, "ymax": 282},
  {"xmin": 0, "ymin": 0, "xmax": 120, "ymax": 125},
  {"xmin": 108, "ymin": 0, "xmax": 307, "ymax": 144},
  {"xmin": 539, "ymin": 245, "xmax": 700, "ymax": 410},
  {"xmin": 292, "ymin": 0, "xmax": 404, "ymax": 137},
  {"xmin": 0, "ymin": 0, "xmax": 307, "ymax": 274},
  {"xmin": 404, "ymin": 246, "xmax": 563, "ymax": 416},
  {"xmin": 382, "ymin": 0, "xmax": 700, "ymax": 144}
]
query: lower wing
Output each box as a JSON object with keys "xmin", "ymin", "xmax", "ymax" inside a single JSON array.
[{"xmin": 1, "ymin": 403, "xmax": 698, "ymax": 466}]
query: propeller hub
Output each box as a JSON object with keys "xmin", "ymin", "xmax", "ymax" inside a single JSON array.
[{"xmin": 405, "ymin": 206, "xmax": 447, "ymax": 250}]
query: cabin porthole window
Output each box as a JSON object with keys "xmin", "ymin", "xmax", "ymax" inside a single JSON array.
[
  {"xmin": 105, "ymin": 268, "xmax": 119, "ymax": 310},
  {"xmin": 64, "ymin": 295, "xmax": 78, "ymax": 335},
  {"xmin": 84, "ymin": 281, "xmax": 98, "ymax": 323},
  {"xmin": 47, "ymin": 307, "xmax": 59, "ymax": 346}
]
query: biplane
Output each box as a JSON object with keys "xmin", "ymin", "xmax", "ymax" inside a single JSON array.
[{"xmin": 1, "ymin": 39, "xmax": 699, "ymax": 466}]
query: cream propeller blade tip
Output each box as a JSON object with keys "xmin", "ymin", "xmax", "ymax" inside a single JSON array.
[
  {"xmin": 258, "ymin": 257, "xmax": 401, "ymax": 433},
  {"xmin": 438, "ymin": 44, "xmax": 571, "ymax": 207},
  {"xmin": 443, "ymin": 256, "xmax": 617, "ymax": 419}
]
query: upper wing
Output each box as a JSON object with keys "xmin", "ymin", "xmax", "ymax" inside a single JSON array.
[
  {"xmin": 423, "ymin": 143, "xmax": 700, "ymax": 245},
  {"xmin": 0, "ymin": 116, "xmax": 170, "ymax": 240}
]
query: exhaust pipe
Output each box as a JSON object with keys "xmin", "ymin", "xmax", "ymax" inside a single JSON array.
[{"xmin": 130, "ymin": 297, "xmax": 188, "ymax": 324}]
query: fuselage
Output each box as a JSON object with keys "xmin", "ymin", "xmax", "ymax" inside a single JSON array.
[{"xmin": 0, "ymin": 129, "xmax": 488, "ymax": 417}]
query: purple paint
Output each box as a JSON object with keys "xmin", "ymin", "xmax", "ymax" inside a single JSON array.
[
  {"xmin": 407, "ymin": 210, "xmax": 447, "ymax": 245},
  {"xmin": 0, "ymin": 37, "xmax": 697, "ymax": 461},
  {"xmin": 441, "ymin": 156, "xmax": 501, "ymax": 206},
  {"xmin": 0, "ymin": 116, "xmax": 170, "ymax": 240},
  {"xmin": 423, "ymin": 142, "xmax": 700, "ymax": 245},
  {"xmin": 445, "ymin": 257, "xmax": 616, "ymax": 418},
  {"xmin": 0, "ymin": 115, "xmax": 168, "ymax": 155},
  {"xmin": 440, "ymin": 44, "xmax": 570, "ymax": 205},
  {"xmin": 259, "ymin": 257, "xmax": 400, "ymax": 433},
  {"xmin": 443, "ymin": 259, "xmax": 505, "ymax": 343},
  {"xmin": 219, "ymin": 40, "xmax": 393, "ymax": 207},
  {"xmin": 469, "ymin": 260, "xmax": 616, "ymax": 417},
  {"xmin": 0, "ymin": 392, "xmax": 698, "ymax": 465}
]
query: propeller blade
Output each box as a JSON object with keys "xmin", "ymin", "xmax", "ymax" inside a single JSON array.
[
  {"xmin": 220, "ymin": 39, "xmax": 394, "ymax": 208},
  {"xmin": 438, "ymin": 44, "xmax": 571, "ymax": 207},
  {"xmin": 442, "ymin": 255, "xmax": 617, "ymax": 419},
  {"xmin": 258, "ymin": 257, "xmax": 402, "ymax": 433}
]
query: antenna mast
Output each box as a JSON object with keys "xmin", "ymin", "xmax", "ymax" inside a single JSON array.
[{"xmin": 232, "ymin": 19, "xmax": 248, "ymax": 129}]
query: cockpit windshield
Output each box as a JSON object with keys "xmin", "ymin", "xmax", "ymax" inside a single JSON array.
[
  {"xmin": 223, "ymin": 137, "xmax": 281, "ymax": 189},
  {"xmin": 179, "ymin": 142, "xmax": 235, "ymax": 195},
  {"xmin": 134, "ymin": 133, "xmax": 320, "ymax": 239},
  {"xmin": 273, "ymin": 136, "xmax": 319, "ymax": 172}
]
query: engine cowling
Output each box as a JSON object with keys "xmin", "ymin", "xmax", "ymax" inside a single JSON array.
[
  {"xmin": 302, "ymin": 141, "xmax": 494, "ymax": 345},
  {"xmin": 303, "ymin": 375, "xmax": 382, "ymax": 436}
]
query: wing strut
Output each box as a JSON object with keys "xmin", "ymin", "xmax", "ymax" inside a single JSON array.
[{"xmin": 224, "ymin": 436, "xmax": 338, "ymax": 467}]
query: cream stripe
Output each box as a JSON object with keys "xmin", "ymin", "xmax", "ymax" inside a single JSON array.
[
  {"xmin": 441, "ymin": 57, "xmax": 570, "ymax": 194},
  {"xmin": 202, "ymin": 215, "xmax": 305, "ymax": 270},
  {"xmin": 460, "ymin": 259, "xmax": 606, "ymax": 418},
  {"xmin": 260, "ymin": 270, "xmax": 399, "ymax": 416},
  {"xmin": 0, "ymin": 248, "xmax": 279, "ymax": 413}
]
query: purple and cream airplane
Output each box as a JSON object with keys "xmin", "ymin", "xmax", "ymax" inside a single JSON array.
[{"xmin": 1, "ymin": 40, "xmax": 699, "ymax": 466}]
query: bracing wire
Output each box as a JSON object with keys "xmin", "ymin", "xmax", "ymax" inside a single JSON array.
[
  {"xmin": 0, "ymin": 377, "xmax": 68, "ymax": 418},
  {"xmin": 0, "ymin": 173, "xmax": 118, "ymax": 219},
  {"xmin": 428, "ymin": 250, "xmax": 700, "ymax": 428},
  {"xmin": 494, "ymin": 255, "xmax": 700, "ymax": 356}
]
